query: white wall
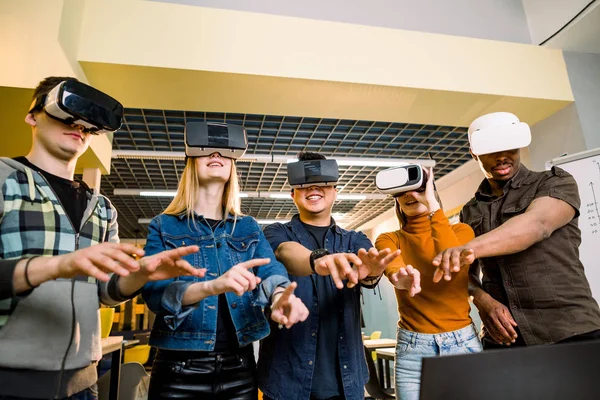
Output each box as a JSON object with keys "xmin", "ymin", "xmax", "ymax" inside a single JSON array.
[
  {"xmin": 527, "ymin": 104, "xmax": 587, "ymax": 170},
  {"xmin": 150, "ymin": 0, "xmax": 532, "ymax": 43},
  {"xmin": 522, "ymin": 0, "xmax": 592, "ymax": 44},
  {"xmin": 563, "ymin": 51, "xmax": 600, "ymax": 151}
]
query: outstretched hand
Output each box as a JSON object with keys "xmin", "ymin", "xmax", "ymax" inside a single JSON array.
[
  {"xmin": 209, "ymin": 258, "xmax": 269, "ymax": 296},
  {"xmin": 388, "ymin": 264, "xmax": 421, "ymax": 297},
  {"xmin": 270, "ymin": 282, "xmax": 310, "ymax": 329},
  {"xmin": 138, "ymin": 245, "xmax": 205, "ymax": 281},
  {"xmin": 347, "ymin": 247, "xmax": 401, "ymax": 288},
  {"xmin": 432, "ymin": 246, "xmax": 476, "ymax": 282},
  {"xmin": 313, "ymin": 252, "xmax": 362, "ymax": 289}
]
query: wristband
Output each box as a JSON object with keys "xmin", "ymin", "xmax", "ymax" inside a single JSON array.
[
  {"xmin": 309, "ymin": 249, "xmax": 330, "ymax": 273},
  {"xmin": 24, "ymin": 257, "xmax": 40, "ymax": 289}
]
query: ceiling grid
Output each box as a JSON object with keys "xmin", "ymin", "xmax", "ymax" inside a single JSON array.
[{"xmin": 102, "ymin": 108, "xmax": 471, "ymax": 238}]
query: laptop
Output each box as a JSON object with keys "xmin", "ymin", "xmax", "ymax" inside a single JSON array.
[{"xmin": 420, "ymin": 340, "xmax": 600, "ymax": 400}]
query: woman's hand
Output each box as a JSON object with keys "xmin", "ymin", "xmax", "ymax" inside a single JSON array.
[
  {"xmin": 406, "ymin": 167, "xmax": 440, "ymax": 213},
  {"xmin": 208, "ymin": 258, "xmax": 269, "ymax": 296}
]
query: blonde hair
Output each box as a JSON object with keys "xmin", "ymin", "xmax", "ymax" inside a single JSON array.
[{"xmin": 163, "ymin": 157, "xmax": 243, "ymax": 222}]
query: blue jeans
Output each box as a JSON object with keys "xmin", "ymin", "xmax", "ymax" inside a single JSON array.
[{"xmin": 394, "ymin": 324, "xmax": 482, "ymax": 400}]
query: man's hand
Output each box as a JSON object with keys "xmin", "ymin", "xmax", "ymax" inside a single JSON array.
[
  {"xmin": 54, "ymin": 242, "xmax": 146, "ymax": 282},
  {"xmin": 208, "ymin": 258, "xmax": 269, "ymax": 297},
  {"xmin": 388, "ymin": 265, "xmax": 421, "ymax": 297},
  {"xmin": 137, "ymin": 245, "xmax": 205, "ymax": 281},
  {"xmin": 351, "ymin": 248, "xmax": 401, "ymax": 288},
  {"xmin": 432, "ymin": 245, "xmax": 476, "ymax": 282},
  {"xmin": 475, "ymin": 294, "xmax": 518, "ymax": 346},
  {"xmin": 270, "ymin": 282, "xmax": 310, "ymax": 329},
  {"xmin": 313, "ymin": 253, "xmax": 363, "ymax": 289}
]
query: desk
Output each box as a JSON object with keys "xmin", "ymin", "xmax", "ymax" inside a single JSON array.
[
  {"xmin": 100, "ymin": 336, "xmax": 123, "ymax": 400},
  {"xmin": 376, "ymin": 348, "xmax": 395, "ymax": 389},
  {"xmin": 123, "ymin": 339, "xmax": 140, "ymax": 349},
  {"xmin": 363, "ymin": 338, "xmax": 396, "ymax": 349}
]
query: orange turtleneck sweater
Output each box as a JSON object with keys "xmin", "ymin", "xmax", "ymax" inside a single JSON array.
[{"xmin": 375, "ymin": 209, "xmax": 475, "ymax": 334}]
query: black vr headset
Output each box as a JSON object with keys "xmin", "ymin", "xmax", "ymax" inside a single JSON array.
[
  {"xmin": 29, "ymin": 80, "xmax": 124, "ymax": 135},
  {"xmin": 287, "ymin": 159, "xmax": 339, "ymax": 189},
  {"xmin": 185, "ymin": 121, "xmax": 248, "ymax": 159},
  {"xmin": 375, "ymin": 164, "xmax": 429, "ymax": 196}
]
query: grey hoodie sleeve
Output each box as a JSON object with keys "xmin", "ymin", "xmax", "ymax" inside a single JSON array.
[
  {"xmin": 0, "ymin": 163, "xmax": 33, "ymax": 300},
  {"xmin": 96, "ymin": 197, "xmax": 134, "ymax": 306},
  {"xmin": 0, "ymin": 259, "xmax": 21, "ymax": 300}
]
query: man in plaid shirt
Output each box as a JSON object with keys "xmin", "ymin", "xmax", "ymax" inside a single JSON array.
[{"xmin": 0, "ymin": 76, "xmax": 203, "ymax": 399}]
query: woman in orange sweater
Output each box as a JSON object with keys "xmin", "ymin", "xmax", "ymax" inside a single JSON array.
[{"xmin": 375, "ymin": 168, "xmax": 482, "ymax": 400}]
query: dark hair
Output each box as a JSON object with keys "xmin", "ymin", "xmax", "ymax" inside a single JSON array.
[
  {"xmin": 297, "ymin": 151, "xmax": 326, "ymax": 161},
  {"xmin": 395, "ymin": 190, "xmax": 444, "ymax": 228},
  {"xmin": 31, "ymin": 76, "xmax": 78, "ymax": 105},
  {"xmin": 291, "ymin": 152, "xmax": 329, "ymax": 193}
]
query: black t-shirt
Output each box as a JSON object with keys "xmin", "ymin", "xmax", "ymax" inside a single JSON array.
[
  {"xmin": 14, "ymin": 157, "xmax": 88, "ymax": 232},
  {"xmin": 301, "ymin": 222, "xmax": 344, "ymax": 399},
  {"xmin": 206, "ymin": 218, "xmax": 240, "ymax": 352}
]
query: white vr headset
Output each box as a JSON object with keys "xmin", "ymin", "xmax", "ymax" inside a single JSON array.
[
  {"xmin": 185, "ymin": 121, "xmax": 248, "ymax": 159},
  {"xmin": 468, "ymin": 112, "xmax": 532, "ymax": 156},
  {"xmin": 375, "ymin": 164, "xmax": 428, "ymax": 196}
]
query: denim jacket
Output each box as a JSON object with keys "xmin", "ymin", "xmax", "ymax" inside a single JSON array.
[
  {"xmin": 257, "ymin": 214, "xmax": 373, "ymax": 400},
  {"xmin": 142, "ymin": 213, "xmax": 290, "ymax": 351}
]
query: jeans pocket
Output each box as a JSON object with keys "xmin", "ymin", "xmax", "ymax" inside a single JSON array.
[
  {"xmin": 464, "ymin": 335, "xmax": 483, "ymax": 354},
  {"xmin": 395, "ymin": 339, "xmax": 412, "ymax": 358}
]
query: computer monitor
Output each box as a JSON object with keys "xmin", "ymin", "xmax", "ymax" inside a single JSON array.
[{"xmin": 420, "ymin": 341, "xmax": 600, "ymax": 400}]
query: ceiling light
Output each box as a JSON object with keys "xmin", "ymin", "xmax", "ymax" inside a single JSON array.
[
  {"xmin": 331, "ymin": 212, "xmax": 347, "ymax": 220},
  {"xmin": 115, "ymin": 189, "xmax": 388, "ymax": 201},
  {"xmin": 140, "ymin": 191, "xmax": 177, "ymax": 197},
  {"xmin": 257, "ymin": 219, "xmax": 290, "ymax": 224},
  {"xmin": 336, "ymin": 158, "xmax": 436, "ymax": 168},
  {"xmin": 337, "ymin": 194, "xmax": 366, "ymax": 200},
  {"xmin": 338, "ymin": 194, "xmax": 388, "ymax": 200},
  {"xmin": 112, "ymin": 150, "xmax": 436, "ymax": 168}
]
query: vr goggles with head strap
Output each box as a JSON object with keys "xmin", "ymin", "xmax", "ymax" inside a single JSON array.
[
  {"xmin": 185, "ymin": 121, "xmax": 248, "ymax": 159},
  {"xmin": 29, "ymin": 80, "xmax": 124, "ymax": 135},
  {"xmin": 468, "ymin": 112, "xmax": 531, "ymax": 156},
  {"xmin": 287, "ymin": 159, "xmax": 339, "ymax": 189},
  {"xmin": 375, "ymin": 164, "xmax": 428, "ymax": 196}
]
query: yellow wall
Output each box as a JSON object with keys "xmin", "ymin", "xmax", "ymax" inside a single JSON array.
[
  {"xmin": 0, "ymin": 0, "xmax": 81, "ymax": 89},
  {"xmin": 78, "ymin": 0, "xmax": 573, "ymax": 101}
]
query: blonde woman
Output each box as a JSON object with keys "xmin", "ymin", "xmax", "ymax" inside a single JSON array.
[{"xmin": 142, "ymin": 136, "xmax": 309, "ymax": 399}]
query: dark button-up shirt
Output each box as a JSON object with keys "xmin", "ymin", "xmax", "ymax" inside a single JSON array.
[
  {"xmin": 462, "ymin": 165, "xmax": 600, "ymax": 345},
  {"xmin": 257, "ymin": 215, "xmax": 373, "ymax": 400}
]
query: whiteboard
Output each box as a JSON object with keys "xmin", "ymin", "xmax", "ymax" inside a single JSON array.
[{"xmin": 548, "ymin": 148, "xmax": 600, "ymax": 302}]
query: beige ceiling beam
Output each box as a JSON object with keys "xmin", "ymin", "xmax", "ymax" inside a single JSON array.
[{"xmin": 75, "ymin": 0, "xmax": 573, "ymax": 126}]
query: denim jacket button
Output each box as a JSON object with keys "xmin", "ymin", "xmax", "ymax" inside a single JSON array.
[
  {"xmin": 311, "ymin": 332, "xmax": 316, "ymax": 337},
  {"xmin": 231, "ymin": 302, "xmax": 238, "ymax": 309},
  {"xmin": 308, "ymin": 360, "xmax": 313, "ymax": 365},
  {"xmin": 217, "ymin": 242, "xmax": 221, "ymax": 248}
]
